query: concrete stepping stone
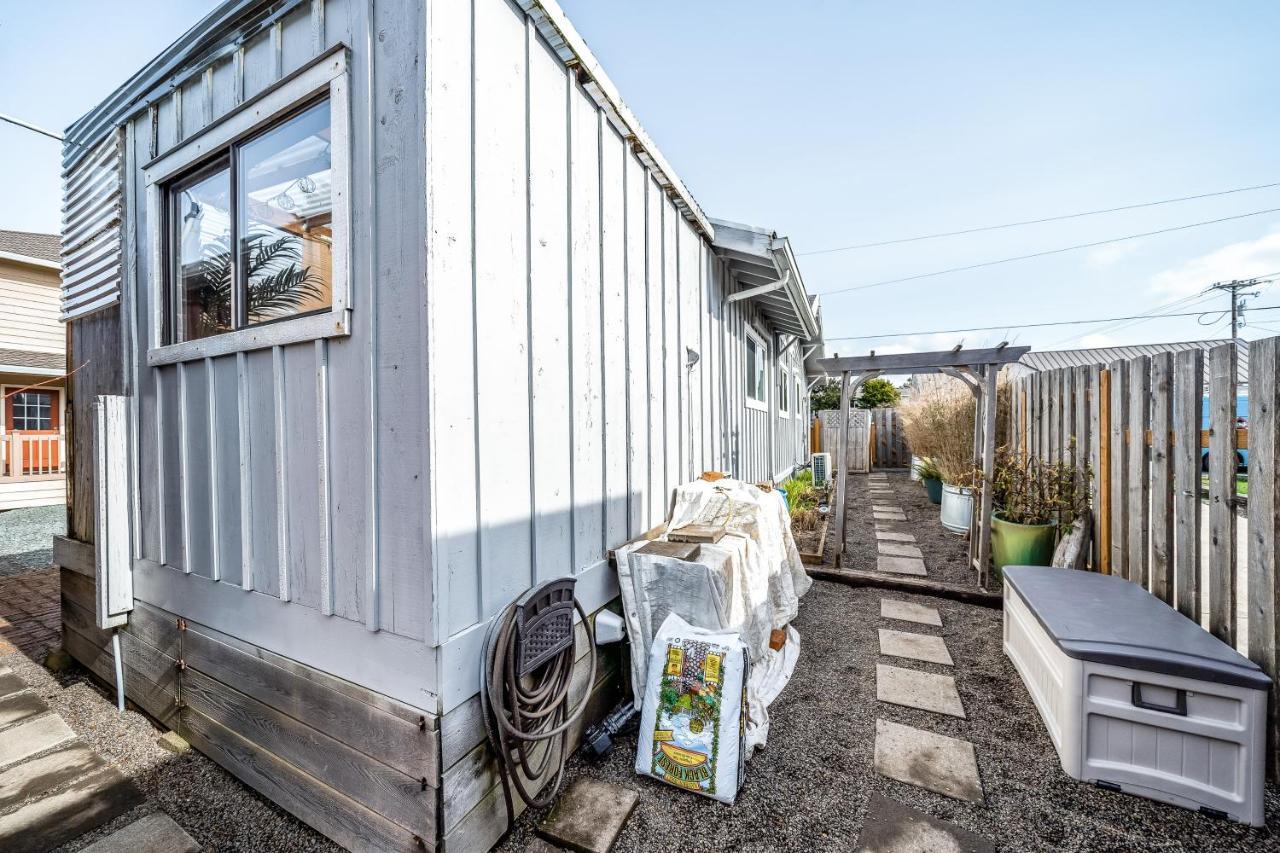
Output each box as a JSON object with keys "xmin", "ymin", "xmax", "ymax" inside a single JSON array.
[
  {"xmin": 877, "ymin": 555, "xmax": 927, "ymax": 576},
  {"xmin": 877, "ymin": 664, "xmax": 966, "ymax": 718},
  {"xmin": 0, "ymin": 692, "xmax": 47, "ymax": 728},
  {"xmin": 0, "ymin": 743, "xmax": 104, "ymax": 812},
  {"xmin": 875, "ymin": 530, "xmax": 916, "ymax": 542},
  {"xmin": 856, "ymin": 793, "xmax": 994, "ymax": 853},
  {"xmin": 0, "ymin": 670, "xmax": 28, "ymax": 698},
  {"xmin": 873, "ymin": 719, "xmax": 984, "ymax": 804},
  {"xmin": 0, "ymin": 763, "xmax": 143, "ymax": 853},
  {"xmin": 877, "ymin": 542, "xmax": 923, "ymax": 559},
  {"xmin": 537, "ymin": 778, "xmax": 638, "ymax": 853},
  {"xmin": 0, "ymin": 714, "xmax": 75, "ymax": 768},
  {"xmin": 80, "ymin": 811, "xmax": 200, "ymax": 853},
  {"xmin": 879, "ymin": 629, "xmax": 953, "ymax": 665},
  {"xmin": 880, "ymin": 599, "xmax": 942, "ymax": 627},
  {"xmin": 871, "ymin": 505, "xmax": 902, "ymax": 512},
  {"xmin": 873, "ymin": 512, "xmax": 907, "ymax": 522}
]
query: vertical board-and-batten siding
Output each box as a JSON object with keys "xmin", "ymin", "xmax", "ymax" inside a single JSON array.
[
  {"xmin": 427, "ymin": 0, "xmax": 796, "ymax": 667},
  {"xmin": 117, "ymin": 0, "xmax": 436, "ymax": 712}
]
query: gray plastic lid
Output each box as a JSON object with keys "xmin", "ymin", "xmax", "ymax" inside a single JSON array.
[{"xmin": 1003, "ymin": 566, "xmax": 1271, "ymax": 690}]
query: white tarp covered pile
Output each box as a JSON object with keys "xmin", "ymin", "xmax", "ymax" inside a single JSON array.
[{"xmin": 616, "ymin": 478, "xmax": 811, "ymax": 755}]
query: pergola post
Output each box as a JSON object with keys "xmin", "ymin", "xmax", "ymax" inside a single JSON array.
[
  {"xmin": 832, "ymin": 371, "xmax": 852, "ymax": 565},
  {"xmin": 976, "ymin": 364, "xmax": 1000, "ymax": 588}
]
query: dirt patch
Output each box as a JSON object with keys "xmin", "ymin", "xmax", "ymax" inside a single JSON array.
[{"xmin": 493, "ymin": 581, "xmax": 1279, "ymax": 852}]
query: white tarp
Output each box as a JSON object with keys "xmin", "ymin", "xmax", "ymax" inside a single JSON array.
[{"xmin": 617, "ymin": 478, "xmax": 809, "ymax": 755}]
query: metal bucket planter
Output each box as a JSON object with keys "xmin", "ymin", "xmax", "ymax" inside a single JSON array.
[
  {"xmin": 991, "ymin": 512, "xmax": 1057, "ymax": 576},
  {"xmin": 909, "ymin": 455, "xmax": 922, "ymax": 482},
  {"xmin": 922, "ymin": 476, "xmax": 943, "ymax": 505},
  {"xmin": 939, "ymin": 484, "xmax": 973, "ymax": 534}
]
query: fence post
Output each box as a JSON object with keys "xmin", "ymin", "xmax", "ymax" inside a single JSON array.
[
  {"xmin": 1173, "ymin": 348, "xmax": 1204, "ymax": 621},
  {"xmin": 1095, "ymin": 367, "xmax": 1110, "ymax": 573},
  {"xmin": 1108, "ymin": 360, "xmax": 1129, "ymax": 579},
  {"xmin": 1207, "ymin": 342, "xmax": 1238, "ymax": 646},
  {"xmin": 1087, "ymin": 366, "xmax": 1102, "ymax": 569},
  {"xmin": 1150, "ymin": 353, "xmax": 1174, "ymax": 604},
  {"xmin": 1127, "ymin": 357, "xmax": 1151, "ymax": 589},
  {"xmin": 1246, "ymin": 335, "xmax": 1280, "ymax": 778}
]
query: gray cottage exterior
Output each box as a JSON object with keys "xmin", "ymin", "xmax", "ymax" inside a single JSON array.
[{"xmin": 55, "ymin": 0, "xmax": 823, "ymax": 850}]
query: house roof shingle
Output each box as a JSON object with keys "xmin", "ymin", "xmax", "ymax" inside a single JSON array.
[
  {"xmin": 0, "ymin": 348, "xmax": 63, "ymax": 373},
  {"xmin": 0, "ymin": 230, "xmax": 61, "ymax": 265}
]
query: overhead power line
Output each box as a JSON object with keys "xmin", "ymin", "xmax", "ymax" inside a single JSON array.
[
  {"xmin": 825, "ymin": 304, "xmax": 1280, "ymax": 343},
  {"xmin": 816, "ymin": 207, "xmax": 1280, "ymax": 297},
  {"xmin": 801, "ymin": 180, "xmax": 1280, "ymax": 256}
]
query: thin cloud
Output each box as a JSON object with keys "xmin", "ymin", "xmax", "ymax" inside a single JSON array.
[{"xmin": 1149, "ymin": 225, "xmax": 1280, "ymax": 297}]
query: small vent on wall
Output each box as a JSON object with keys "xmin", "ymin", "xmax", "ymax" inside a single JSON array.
[{"xmin": 61, "ymin": 127, "xmax": 125, "ymax": 321}]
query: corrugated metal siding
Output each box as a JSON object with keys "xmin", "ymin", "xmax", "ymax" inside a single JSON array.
[
  {"xmin": 1010, "ymin": 340, "xmax": 1248, "ymax": 387},
  {"xmin": 60, "ymin": 130, "xmax": 124, "ymax": 320}
]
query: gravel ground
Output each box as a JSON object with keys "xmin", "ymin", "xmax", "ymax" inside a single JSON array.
[
  {"xmin": 494, "ymin": 579, "xmax": 1278, "ymax": 852},
  {"xmin": 0, "ymin": 505, "xmax": 64, "ymax": 578},
  {"xmin": 0, "ymin": 647, "xmax": 337, "ymax": 852},
  {"xmin": 835, "ymin": 471, "xmax": 975, "ymax": 588}
]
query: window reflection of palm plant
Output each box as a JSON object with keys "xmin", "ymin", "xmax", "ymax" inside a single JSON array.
[{"xmin": 188, "ymin": 230, "xmax": 324, "ymax": 335}]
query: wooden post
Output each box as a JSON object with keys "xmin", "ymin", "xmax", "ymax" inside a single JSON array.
[
  {"xmin": 1039, "ymin": 370, "xmax": 1050, "ymax": 462},
  {"xmin": 1087, "ymin": 365, "xmax": 1102, "ymax": 570},
  {"xmin": 1127, "ymin": 356, "xmax": 1151, "ymax": 589},
  {"xmin": 977, "ymin": 364, "xmax": 999, "ymax": 588},
  {"xmin": 1246, "ymin": 335, "xmax": 1280, "ymax": 777},
  {"xmin": 1173, "ymin": 348, "xmax": 1204, "ymax": 622},
  {"xmin": 1061, "ymin": 368, "xmax": 1075, "ymax": 467},
  {"xmin": 833, "ymin": 370, "xmax": 853, "ymax": 565},
  {"xmin": 1108, "ymin": 359, "xmax": 1129, "ymax": 579},
  {"xmin": 1207, "ymin": 343, "xmax": 1238, "ymax": 646},
  {"xmin": 1020, "ymin": 380, "xmax": 1029, "ymax": 463},
  {"xmin": 1097, "ymin": 368, "xmax": 1111, "ymax": 574},
  {"xmin": 1150, "ymin": 353, "xmax": 1174, "ymax": 605},
  {"xmin": 1047, "ymin": 369, "xmax": 1059, "ymax": 464},
  {"xmin": 1072, "ymin": 366, "xmax": 1089, "ymax": 477}
]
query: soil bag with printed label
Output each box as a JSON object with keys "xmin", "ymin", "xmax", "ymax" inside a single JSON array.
[{"xmin": 635, "ymin": 613, "xmax": 749, "ymax": 803}]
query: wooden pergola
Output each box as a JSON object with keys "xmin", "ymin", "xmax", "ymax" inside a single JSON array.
[{"xmin": 817, "ymin": 345, "xmax": 1030, "ymax": 588}]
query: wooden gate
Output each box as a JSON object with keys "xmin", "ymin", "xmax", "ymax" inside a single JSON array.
[
  {"xmin": 820, "ymin": 409, "xmax": 870, "ymax": 473},
  {"xmin": 870, "ymin": 407, "xmax": 909, "ymax": 469}
]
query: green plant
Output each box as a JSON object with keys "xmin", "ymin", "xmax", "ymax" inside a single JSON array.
[
  {"xmin": 188, "ymin": 230, "xmax": 325, "ymax": 336},
  {"xmin": 782, "ymin": 474, "xmax": 819, "ymax": 514},
  {"xmin": 856, "ymin": 377, "xmax": 901, "ymax": 409},
  {"xmin": 989, "ymin": 449, "xmax": 1090, "ymax": 526},
  {"xmin": 810, "ymin": 378, "xmax": 842, "ymax": 412},
  {"xmin": 914, "ymin": 457, "xmax": 942, "ymax": 481}
]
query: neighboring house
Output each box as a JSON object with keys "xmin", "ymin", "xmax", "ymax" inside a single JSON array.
[
  {"xmin": 55, "ymin": 2, "xmax": 822, "ymax": 851},
  {"xmin": 0, "ymin": 230, "xmax": 65, "ymax": 511}
]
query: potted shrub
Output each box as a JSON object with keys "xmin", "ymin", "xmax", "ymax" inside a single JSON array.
[
  {"xmin": 914, "ymin": 457, "xmax": 944, "ymax": 504},
  {"xmin": 988, "ymin": 451, "xmax": 1090, "ymax": 578},
  {"xmin": 936, "ymin": 456, "xmax": 977, "ymax": 535}
]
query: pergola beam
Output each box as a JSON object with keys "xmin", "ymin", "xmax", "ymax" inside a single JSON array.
[{"xmin": 818, "ymin": 345, "xmax": 1028, "ymax": 375}]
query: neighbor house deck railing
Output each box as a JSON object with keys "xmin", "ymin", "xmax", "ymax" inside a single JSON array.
[
  {"xmin": 1009, "ymin": 336, "xmax": 1280, "ymax": 777},
  {"xmin": 1, "ymin": 433, "xmax": 66, "ymax": 478}
]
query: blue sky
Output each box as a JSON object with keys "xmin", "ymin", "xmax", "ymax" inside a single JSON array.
[{"xmin": 3, "ymin": 1, "xmax": 1279, "ymax": 351}]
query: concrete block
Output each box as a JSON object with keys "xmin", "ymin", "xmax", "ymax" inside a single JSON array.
[
  {"xmin": 874, "ymin": 531, "xmax": 916, "ymax": 543},
  {"xmin": 537, "ymin": 778, "xmax": 638, "ymax": 853},
  {"xmin": 857, "ymin": 793, "xmax": 994, "ymax": 852},
  {"xmin": 873, "ymin": 719, "xmax": 984, "ymax": 804},
  {"xmin": 877, "ymin": 542, "xmax": 923, "ymax": 559},
  {"xmin": 80, "ymin": 811, "xmax": 200, "ymax": 853},
  {"xmin": 876, "ymin": 556, "xmax": 927, "ymax": 576},
  {"xmin": 880, "ymin": 599, "xmax": 942, "ymax": 627},
  {"xmin": 876, "ymin": 664, "xmax": 965, "ymax": 718},
  {"xmin": 878, "ymin": 629, "xmax": 953, "ymax": 665}
]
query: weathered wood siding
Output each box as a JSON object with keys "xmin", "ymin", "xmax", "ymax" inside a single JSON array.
[{"xmin": 426, "ymin": 0, "xmax": 809, "ymax": 711}]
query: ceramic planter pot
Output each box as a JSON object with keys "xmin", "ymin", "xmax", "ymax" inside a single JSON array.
[
  {"xmin": 922, "ymin": 476, "xmax": 943, "ymax": 505},
  {"xmin": 939, "ymin": 484, "xmax": 973, "ymax": 534},
  {"xmin": 991, "ymin": 511, "xmax": 1057, "ymax": 575}
]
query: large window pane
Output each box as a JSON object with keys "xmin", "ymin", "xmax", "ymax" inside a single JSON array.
[
  {"xmin": 239, "ymin": 99, "xmax": 333, "ymax": 326},
  {"xmin": 172, "ymin": 165, "xmax": 232, "ymax": 341}
]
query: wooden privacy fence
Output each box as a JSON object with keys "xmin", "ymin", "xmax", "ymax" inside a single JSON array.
[
  {"xmin": 1010, "ymin": 338, "xmax": 1280, "ymax": 774},
  {"xmin": 869, "ymin": 407, "xmax": 910, "ymax": 469},
  {"xmin": 819, "ymin": 409, "xmax": 870, "ymax": 474}
]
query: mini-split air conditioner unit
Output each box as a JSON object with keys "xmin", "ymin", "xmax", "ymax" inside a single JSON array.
[{"xmin": 811, "ymin": 452, "xmax": 831, "ymax": 488}]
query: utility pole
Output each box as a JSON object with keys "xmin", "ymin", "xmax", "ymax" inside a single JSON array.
[{"xmin": 1208, "ymin": 279, "xmax": 1264, "ymax": 339}]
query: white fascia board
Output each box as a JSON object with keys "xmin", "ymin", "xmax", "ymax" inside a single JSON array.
[
  {"xmin": 0, "ymin": 250, "xmax": 60, "ymax": 271},
  {"xmin": 520, "ymin": 0, "xmax": 714, "ymax": 239}
]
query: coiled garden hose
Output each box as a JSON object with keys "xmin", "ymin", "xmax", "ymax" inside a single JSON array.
[{"xmin": 479, "ymin": 582, "xmax": 597, "ymax": 826}]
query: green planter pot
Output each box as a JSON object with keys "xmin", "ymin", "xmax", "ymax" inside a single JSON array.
[
  {"xmin": 991, "ymin": 512, "xmax": 1057, "ymax": 576},
  {"xmin": 922, "ymin": 476, "xmax": 943, "ymax": 505}
]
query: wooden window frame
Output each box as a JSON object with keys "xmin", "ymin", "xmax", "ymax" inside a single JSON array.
[{"xmin": 144, "ymin": 47, "xmax": 352, "ymax": 367}]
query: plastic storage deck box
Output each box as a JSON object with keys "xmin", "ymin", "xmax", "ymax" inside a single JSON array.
[{"xmin": 1002, "ymin": 566, "xmax": 1270, "ymax": 825}]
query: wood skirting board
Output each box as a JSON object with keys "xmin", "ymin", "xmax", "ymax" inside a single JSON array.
[{"xmin": 59, "ymin": 560, "xmax": 628, "ymax": 853}]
